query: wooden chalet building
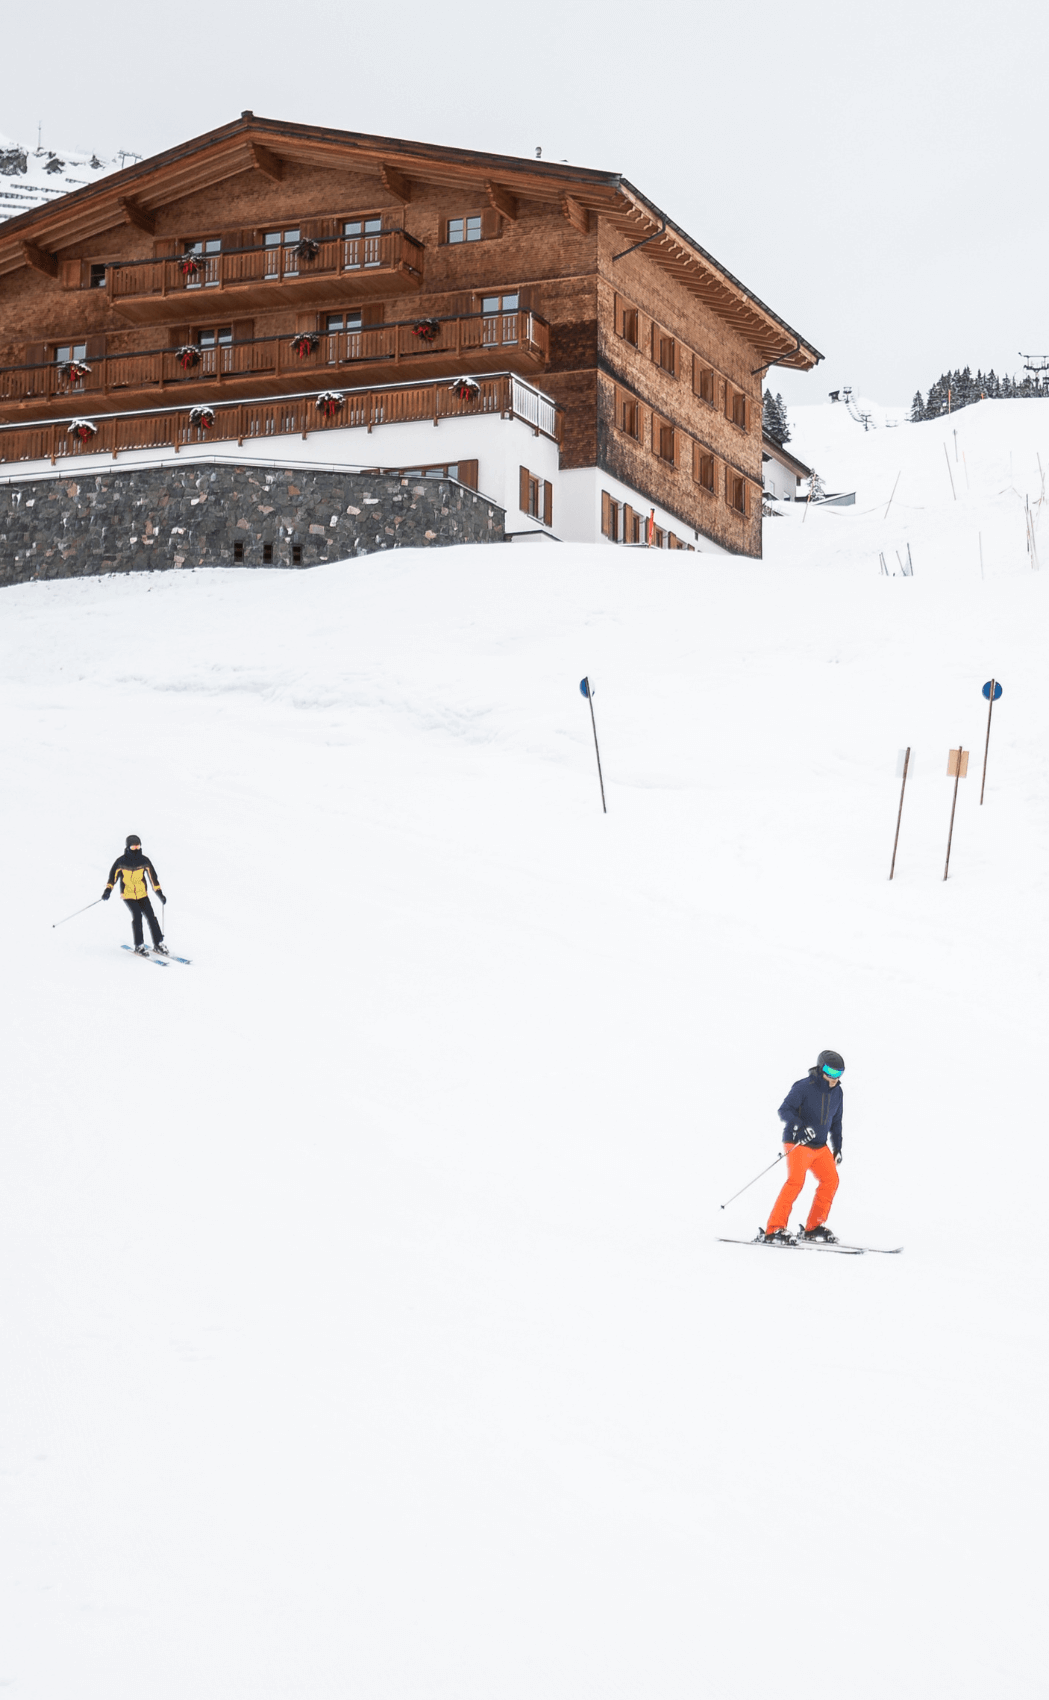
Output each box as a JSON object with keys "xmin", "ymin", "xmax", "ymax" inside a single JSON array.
[{"xmin": 0, "ymin": 114, "xmax": 821, "ymax": 556}]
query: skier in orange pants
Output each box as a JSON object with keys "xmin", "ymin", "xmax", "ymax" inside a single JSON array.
[{"xmin": 763, "ymin": 1050, "xmax": 844, "ymax": 1245}]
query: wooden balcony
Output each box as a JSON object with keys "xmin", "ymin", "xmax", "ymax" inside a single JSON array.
[
  {"xmin": 106, "ymin": 231, "xmax": 425, "ymax": 321},
  {"xmin": 0, "ymin": 313, "xmax": 550, "ymax": 418},
  {"xmin": 0, "ymin": 373, "xmax": 562, "ymax": 469}
]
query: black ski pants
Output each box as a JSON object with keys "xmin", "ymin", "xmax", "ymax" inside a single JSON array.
[{"xmin": 125, "ymin": 896, "xmax": 163, "ymax": 948}]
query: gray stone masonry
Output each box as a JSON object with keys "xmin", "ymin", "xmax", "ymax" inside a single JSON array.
[{"xmin": 0, "ymin": 463, "xmax": 505, "ymax": 585}]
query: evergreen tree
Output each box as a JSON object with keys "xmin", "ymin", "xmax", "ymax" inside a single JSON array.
[
  {"xmin": 762, "ymin": 389, "xmax": 791, "ymax": 445},
  {"xmin": 909, "ymin": 391, "xmax": 926, "ymax": 422}
]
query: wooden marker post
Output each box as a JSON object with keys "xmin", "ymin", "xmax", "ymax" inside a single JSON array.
[
  {"xmin": 979, "ymin": 678, "xmax": 1002, "ymax": 805},
  {"xmin": 943, "ymin": 747, "xmax": 969, "ymax": 880},
  {"xmin": 889, "ymin": 747, "xmax": 911, "ymax": 880},
  {"xmin": 579, "ymin": 677, "xmax": 607, "ymax": 814}
]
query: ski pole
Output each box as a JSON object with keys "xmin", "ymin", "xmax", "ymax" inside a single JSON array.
[
  {"xmin": 52, "ymin": 898, "xmax": 104, "ymax": 929},
  {"xmin": 719, "ymin": 1151, "xmax": 785, "ymax": 1210}
]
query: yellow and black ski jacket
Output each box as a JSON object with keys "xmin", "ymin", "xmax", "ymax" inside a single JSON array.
[{"xmin": 106, "ymin": 849, "xmax": 164, "ymax": 903}]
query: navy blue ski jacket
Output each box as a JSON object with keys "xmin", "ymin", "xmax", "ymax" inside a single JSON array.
[{"xmin": 778, "ymin": 1068, "xmax": 843, "ymax": 1156}]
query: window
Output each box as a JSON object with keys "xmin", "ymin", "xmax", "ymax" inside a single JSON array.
[
  {"xmin": 183, "ymin": 238, "xmax": 221, "ymax": 288},
  {"xmin": 292, "ymin": 544, "xmax": 303, "ymax": 565},
  {"xmin": 693, "ymin": 446, "xmax": 716, "ymax": 492},
  {"xmin": 615, "ymin": 385, "xmax": 639, "ymax": 439},
  {"xmin": 264, "ymin": 227, "xmax": 301, "ymax": 278},
  {"xmin": 327, "ymin": 311, "xmax": 363, "ymax": 334},
  {"xmin": 654, "ymin": 419, "xmax": 676, "ymax": 464},
  {"xmin": 693, "ymin": 360, "xmax": 716, "ymax": 406},
  {"xmin": 233, "ymin": 540, "xmax": 245, "ymax": 562},
  {"xmin": 197, "ymin": 327, "xmax": 232, "ymax": 349},
  {"xmin": 55, "ymin": 342, "xmax": 87, "ymax": 364},
  {"xmin": 520, "ymin": 466, "xmax": 553, "ymax": 526},
  {"xmin": 728, "ymin": 472, "xmax": 747, "ymax": 514},
  {"xmin": 262, "ymin": 542, "xmax": 274, "ymax": 564},
  {"xmin": 89, "ymin": 263, "xmax": 107, "ymax": 289},
  {"xmin": 481, "ymin": 292, "xmax": 520, "ymax": 345},
  {"xmin": 653, "ymin": 327, "xmax": 676, "ymax": 376},
  {"xmin": 343, "ymin": 217, "xmax": 383, "ymax": 270},
  {"xmin": 614, "ymin": 294, "xmax": 639, "ymax": 346},
  {"xmin": 448, "ymin": 215, "xmax": 483, "ymax": 244},
  {"xmin": 728, "ymin": 390, "xmax": 749, "ymax": 430},
  {"xmin": 367, "ymin": 461, "xmax": 479, "ymax": 489}
]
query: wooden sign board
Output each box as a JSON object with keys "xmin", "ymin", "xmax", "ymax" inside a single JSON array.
[{"xmin": 947, "ymin": 749, "xmax": 969, "ymax": 777}]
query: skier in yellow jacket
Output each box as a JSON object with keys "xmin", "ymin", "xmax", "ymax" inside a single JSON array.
[{"xmin": 103, "ymin": 835, "xmax": 168, "ymax": 955}]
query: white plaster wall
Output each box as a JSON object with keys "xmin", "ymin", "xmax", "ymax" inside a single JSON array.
[
  {"xmin": 762, "ymin": 454, "xmax": 798, "ymax": 501},
  {"xmin": 557, "ymin": 465, "xmax": 732, "ymax": 555}
]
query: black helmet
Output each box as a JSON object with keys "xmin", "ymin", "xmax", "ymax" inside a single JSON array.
[
  {"xmin": 126, "ymin": 834, "xmax": 142, "ymax": 848},
  {"xmin": 817, "ymin": 1049, "xmax": 844, "ymax": 1073}
]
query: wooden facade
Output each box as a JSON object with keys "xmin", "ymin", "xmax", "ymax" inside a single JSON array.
[{"xmin": 0, "ymin": 114, "xmax": 820, "ymax": 555}]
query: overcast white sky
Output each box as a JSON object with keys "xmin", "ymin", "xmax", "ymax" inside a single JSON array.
[{"xmin": 5, "ymin": 0, "xmax": 1046, "ymax": 408}]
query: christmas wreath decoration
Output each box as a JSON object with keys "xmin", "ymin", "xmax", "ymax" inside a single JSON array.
[
  {"xmin": 412, "ymin": 318, "xmax": 441, "ymax": 343},
  {"xmin": 58, "ymin": 359, "xmax": 92, "ymax": 384},
  {"xmin": 316, "ymin": 390, "xmax": 344, "ymax": 418},
  {"xmin": 175, "ymin": 345, "xmax": 201, "ymax": 371},
  {"xmin": 293, "ymin": 237, "xmax": 320, "ymax": 261},
  {"xmin": 67, "ymin": 418, "xmax": 98, "ymax": 443},
  {"xmin": 449, "ymin": 376, "xmax": 480, "ymax": 401},
  {"xmin": 290, "ymin": 331, "xmax": 319, "ymax": 359},
  {"xmin": 178, "ymin": 254, "xmax": 202, "ymax": 277},
  {"xmin": 189, "ymin": 405, "xmax": 216, "ymax": 431}
]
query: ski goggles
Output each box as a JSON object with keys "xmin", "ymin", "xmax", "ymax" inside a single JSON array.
[{"xmin": 822, "ymin": 1065, "xmax": 843, "ymax": 1078}]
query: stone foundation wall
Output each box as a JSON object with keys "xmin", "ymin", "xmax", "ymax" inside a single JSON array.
[{"xmin": 0, "ymin": 462, "xmax": 504, "ymax": 585}]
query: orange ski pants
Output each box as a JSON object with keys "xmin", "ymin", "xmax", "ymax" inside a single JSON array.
[{"xmin": 766, "ymin": 1143, "xmax": 839, "ymax": 1235}]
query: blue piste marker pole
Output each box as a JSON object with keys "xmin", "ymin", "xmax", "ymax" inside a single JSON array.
[
  {"xmin": 980, "ymin": 678, "xmax": 1002, "ymax": 805},
  {"xmin": 580, "ymin": 677, "xmax": 607, "ymax": 813}
]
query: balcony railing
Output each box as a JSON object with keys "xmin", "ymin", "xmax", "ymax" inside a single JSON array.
[
  {"xmin": 0, "ymin": 374, "xmax": 562, "ymax": 468},
  {"xmin": 105, "ymin": 232, "xmax": 424, "ymax": 315},
  {"xmin": 0, "ymin": 313, "xmax": 550, "ymax": 407}
]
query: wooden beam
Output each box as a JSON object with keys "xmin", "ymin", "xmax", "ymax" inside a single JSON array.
[
  {"xmin": 117, "ymin": 196, "xmax": 155, "ymax": 235},
  {"xmin": 561, "ymin": 194, "xmax": 589, "ymax": 235},
  {"xmin": 379, "ymin": 163, "xmax": 412, "ymax": 203},
  {"xmin": 247, "ymin": 142, "xmax": 284, "ymax": 182},
  {"xmin": 21, "ymin": 240, "xmax": 57, "ymax": 278},
  {"xmin": 485, "ymin": 181, "xmax": 519, "ymax": 221}
]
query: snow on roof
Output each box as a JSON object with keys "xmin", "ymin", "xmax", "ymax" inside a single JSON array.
[{"xmin": 0, "ymin": 132, "xmax": 124, "ymax": 221}]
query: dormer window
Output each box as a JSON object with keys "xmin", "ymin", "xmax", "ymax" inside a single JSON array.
[{"xmin": 89, "ymin": 264, "xmax": 107, "ymax": 289}]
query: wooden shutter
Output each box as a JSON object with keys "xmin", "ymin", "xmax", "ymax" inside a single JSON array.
[
  {"xmin": 153, "ymin": 238, "xmax": 176, "ymax": 258},
  {"xmin": 295, "ymin": 311, "xmax": 321, "ymax": 332},
  {"xmin": 624, "ymin": 504, "xmax": 634, "ymax": 541},
  {"xmin": 231, "ymin": 319, "xmax": 254, "ymax": 342},
  {"xmin": 362, "ymin": 303, "xmax": 384, "ymax": 326},
  {"xmin": 58, "ymin": 260, "xmax": 82, "ymax": 290},
  {"xmin": 481, "ymin": 208, "xmax": 501, "ymax": 240},
  {"xmin": 601, "ymin": 490, "xmax": 613, "ymax": 536},
  {"xmin": 24, "ymin": 342, "xmax": 45, "ymax": 368},
  {"xmin": 85, "ymin": 334, "xmax": 106, "ymax": 360},
  {"xmin": 520, "ymin": 465, "xmax": 530, "ymax": 513},
  {"xmin": 457, "ymin": 459, "xmax": 478, "ymax": 490},
  {"xmin": 543, "ymin": 480, "xmax": 553, "ymax": 528}
]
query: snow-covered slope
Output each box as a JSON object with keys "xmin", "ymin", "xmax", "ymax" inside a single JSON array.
[
  {"xmin": 1, "ymin": 401, "xmax": 1046, "ymax": 1699},
  {"xmin": 0, "ymin": 132, "xmax": 120, "ymax": 221}
]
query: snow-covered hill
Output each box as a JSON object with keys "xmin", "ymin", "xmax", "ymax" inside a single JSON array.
[
  {"xmin": 0, "ymin": 132, "xmax": 122, "ymax": 220},
  {"xmin": 1, "ymin": 401, "xmax": 1046, "ymax": 1699}
]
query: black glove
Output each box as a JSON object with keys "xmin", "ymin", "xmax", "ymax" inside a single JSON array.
[
  {"xmin": 155, "ymin": 891, "xmax": 166, "ymax": 903},
  {"xmin": 799, "ymin": 1125, "xmax": 816, "ymax": 1144},
  {"xmin": 835, "ymin": 1151, "xmax": 842, "ymax": 1166},
  {"xmin": 101, "ymin": 888, "xmax": 111, "ymax": 901}
]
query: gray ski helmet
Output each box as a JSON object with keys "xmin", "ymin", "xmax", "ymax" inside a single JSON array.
[{"xmin": 817, "ymin": 1049, "xmax": 845, "ymax": 1074}]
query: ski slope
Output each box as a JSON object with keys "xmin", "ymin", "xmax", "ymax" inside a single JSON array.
[{"xmin": 1, "ymin": 401, "xmax": 1047, "ymax": 1699}]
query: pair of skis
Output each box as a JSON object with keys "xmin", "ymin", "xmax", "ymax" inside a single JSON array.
[
  {"xmin": 718, "ymin": 1234, "xmax": 902, "ymax": 1257},
  {"xmin": 121, "ymin": 944, "xmax": 192, "ymax": 969}
]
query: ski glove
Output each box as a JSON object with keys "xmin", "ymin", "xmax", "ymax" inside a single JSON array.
[
  {"xmin": 799, "ymin": 1126, "xmax": 816, "ymax": 1144},
  {"xmin": 101, "ymin": 888, "xmax": 111, "ymax": 901},
  {"xmin": 835, "ymin": 1152, "xmax": 842, "ymax": 1166},
  {"xmin": 155, "ymin": 891, "xmax": 166, "ymax": 903}
]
